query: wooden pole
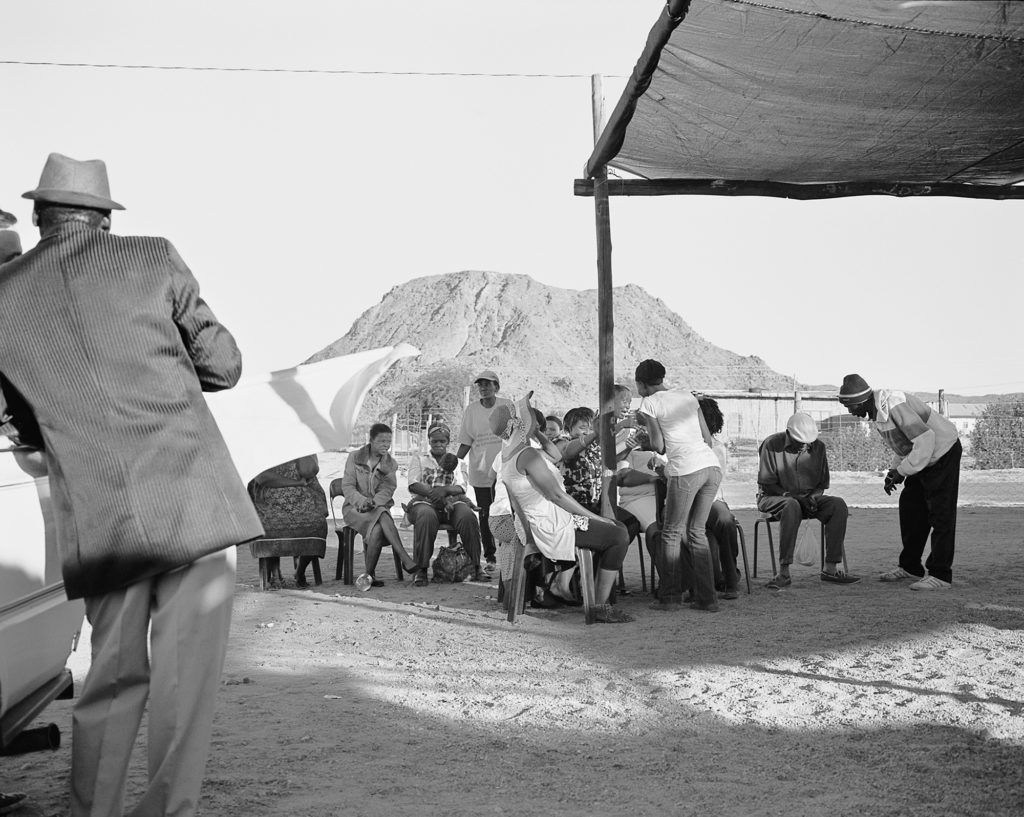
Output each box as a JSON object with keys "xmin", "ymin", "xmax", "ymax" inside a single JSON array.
[{"xmin": 592, "ymin": 74, "xmax": 617, "ymax": 519}]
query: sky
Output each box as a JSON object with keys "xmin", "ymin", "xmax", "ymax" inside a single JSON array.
[{"xmin": 1, "ymin": 1, "xmax": 1020, "ymax": 397}]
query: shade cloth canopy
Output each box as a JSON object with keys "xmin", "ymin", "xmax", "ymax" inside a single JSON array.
[{"xmin": 584, "ymin": 0, "xmax": 1024, "ymax": 195}]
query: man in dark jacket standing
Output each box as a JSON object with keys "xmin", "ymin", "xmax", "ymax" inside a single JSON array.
[{"xmin": 0, "ymin": 153, "xmax": 264, "ymax": 816}]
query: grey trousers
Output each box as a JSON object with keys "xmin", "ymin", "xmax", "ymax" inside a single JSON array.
[{"xmin": 71, "ymin": 547, "xmax": 236, "ymax": 817}]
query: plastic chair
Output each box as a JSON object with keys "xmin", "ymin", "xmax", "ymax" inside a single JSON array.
[
  {"xmin": 505, "ymin": 493, "xmax": 597, "ymax": 625},
  {"xmin": 752, "ymin": 512, "xmax": 848, "ymax": 578},
  {"xmin": 329, "ymin": 478, "xmax": 410, "ymax": 584},
  {"xmin": 616, "ymin": 512, "xmax": 646, "ymax": 595}
]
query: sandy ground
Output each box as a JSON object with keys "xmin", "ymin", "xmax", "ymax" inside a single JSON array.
[{"xmin": 4, "ymin": 506, "xmax": 1024, "ymax": 817}]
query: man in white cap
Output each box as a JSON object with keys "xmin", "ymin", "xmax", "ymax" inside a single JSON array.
[
  {"xmin": 457, "ymin": 369, "xmax": 513, "ymax": 570},
  {"xmin": 0, "ymin": 153, "xmax": 263, "ymax": 815},
  {"xmin": 757, "ymin": 412, "xmax": 858, "ymax": 588},
  {"xmin": 838, "ymin": 373, "xmax": 961, "ymax": 590}
]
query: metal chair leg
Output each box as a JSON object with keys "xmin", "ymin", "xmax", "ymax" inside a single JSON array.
[{"xmin": 735, "ymin": 520, "xmax": 752, "ymax": 594}]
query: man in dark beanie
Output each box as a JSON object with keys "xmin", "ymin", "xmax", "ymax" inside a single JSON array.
[
  {"xmin": 838, "ymin": 373, "xmax": 961, "ymax": 590},
  {"xmin": 0, "ymin": 153, "xmax": 263, "ymax": 815}
]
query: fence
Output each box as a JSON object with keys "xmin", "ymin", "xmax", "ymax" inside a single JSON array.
[{"xmin": 361, "ymin": 390, "xmax": 1023, "ymax": 507}]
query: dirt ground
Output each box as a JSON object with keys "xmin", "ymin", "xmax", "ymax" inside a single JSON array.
[{"xmin": 4, "ymin": 506, "xmax": 1024, "ymax": 817}]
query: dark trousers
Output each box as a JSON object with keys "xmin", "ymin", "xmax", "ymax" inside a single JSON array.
[
  {"xmin": 406, "ymin": 502, "xmax": 482, "ymax": 569},
  {"xmin": 473, "ymin": 485, "xmax": 496, "ymax": 561},
  {"xmin": 899, "ymin": 440, "xmax": 961, "ymax": 583},
  {"xmin": 756, "ymin": 493, "xmax": 848, "ymax": 566},
  {"xmin": 705, "ymin": 500, "xmax": 739, "ymax": 590},
  {"xmin": 575, "ymin": 517, "xmax": 630, "ymax": 571}
]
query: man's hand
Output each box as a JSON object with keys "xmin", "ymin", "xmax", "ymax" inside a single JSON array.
[{"xmin": 883, "ymin": 469, "xmax": 904, "ymax": 495}]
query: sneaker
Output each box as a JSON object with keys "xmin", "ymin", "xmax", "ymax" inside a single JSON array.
[
  {"xmin": 482, "ymin": 560, "xmax": 497, "ymax": 575},
  {"xmin": 879, "ymin": 567, "xmax": 919, "ymax": 582},
  {"xmin": 821, "ymin": 570, "xmax": 861, "ymax": 584},
  {"xmin": 765, "ymin": 574, "xmax": 791, "ymax": 590},
  {"xmin": 910, "ymin": 575, "xmax": 952, "ymax": 591}
]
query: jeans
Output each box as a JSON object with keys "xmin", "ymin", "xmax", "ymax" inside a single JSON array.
[{"xmin": 658, "ymin": 467, "xmax": 722, "ymax": 606}]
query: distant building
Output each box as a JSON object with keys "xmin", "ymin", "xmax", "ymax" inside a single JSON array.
[{"xmin": 929, "ymin": 401, "xmax": 986, "ymax": 436}]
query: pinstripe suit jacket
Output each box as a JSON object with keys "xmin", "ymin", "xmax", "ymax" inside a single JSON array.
[{"xmin": 0, "ymin": 223, "xmax": 263, "ymax": 599}]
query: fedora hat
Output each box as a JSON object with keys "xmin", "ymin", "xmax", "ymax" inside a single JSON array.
[{"xmin": 23, "ymin": 152, "xmax": 125, "ymax": 211}]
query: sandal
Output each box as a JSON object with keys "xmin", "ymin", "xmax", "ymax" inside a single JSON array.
[
  {"xmin": 413, "ymin": 570, "xmax": 428, "ymax": 587},
  {"xmin": 593, "ymin": 604, "xmax": 634, "ymax": 624}
]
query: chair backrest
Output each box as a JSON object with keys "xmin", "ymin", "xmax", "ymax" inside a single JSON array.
[{"xmin": 329, "ymin": 478, "xmax": 344, "ymax": 527}]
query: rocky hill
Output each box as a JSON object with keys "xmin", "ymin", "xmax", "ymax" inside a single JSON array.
[{"xmin": 306, "ymin": 271, "xmax": 794, "ymax": 427}]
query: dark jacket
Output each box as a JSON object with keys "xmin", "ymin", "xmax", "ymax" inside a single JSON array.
[
  {"xmin": 757, "ymin": 431, "xmax": 830, "ymax": 498},
  {"xmin": 0, "ymin": 224, "xmax": 263, "ymax": 599}
]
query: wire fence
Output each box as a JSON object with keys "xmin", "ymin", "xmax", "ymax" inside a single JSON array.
[{"xmin": 357, "ymin": 392, "xmax": 1024, "ymax": 507}]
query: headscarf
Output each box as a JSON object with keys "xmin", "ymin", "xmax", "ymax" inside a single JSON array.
[
  {"xmin": 488, "ymin": 392, "xmax": 537, "ymax": 460},
  {"xmin": 427, "ymin": 423, "xmax": 451, "ymax": 441}
]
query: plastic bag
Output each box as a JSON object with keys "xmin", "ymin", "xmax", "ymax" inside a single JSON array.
[
  {"xmin": 431, "ymin": 543, "xmax": 475, "ymax": 582},
  {"xmin": 793, "ymin": 524, "xmax": 817, "ymax": 567}
]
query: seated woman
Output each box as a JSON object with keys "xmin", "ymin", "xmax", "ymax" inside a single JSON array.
[
  {"xmin": 615, "ymin": 445, "xmax": 663, "ymax": 586},
  {"xmin": 494, "ymin": 394, "xmax": 634, "ymax": 624},
  {"xmin": 341, "ymin": 423, "xmax": 416, "ymax": 589},
  {"xmin": 698, "ymin": 396, "xmax": 741, "ymax": 599},
  {"xmin": 249, "ymin": 454, "xmax": 329, "ymax": 589},
  {"xmin": 406, "ymin": 423, "xmax": 486, "ymax": 585}
]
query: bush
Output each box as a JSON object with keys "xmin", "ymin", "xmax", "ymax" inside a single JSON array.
[
  {"xmin": 970, "ymin": 400, "xmax": 1024, "ymax": 469},
  {"xmin": 819, "ymin": 422, "xmax": 892, "ymax": 471}
]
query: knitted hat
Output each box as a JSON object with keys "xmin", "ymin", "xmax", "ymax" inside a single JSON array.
[
  {"xmin": 786, "ymin": 412, "xmax": 819, "ymax": 444},
  {"xmin": 838, "ymin": 374, "xmax": 872, "ymax": 406}
]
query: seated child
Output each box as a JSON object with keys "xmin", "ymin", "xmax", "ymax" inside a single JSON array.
[{"xmin": 438, "ymin": 452, "xmax": 480, "ymax": 512}]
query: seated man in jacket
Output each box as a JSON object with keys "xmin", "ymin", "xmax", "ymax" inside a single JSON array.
[{"xmin": 757, "ymin": 412, "xmax": 859, "ymax": 589}]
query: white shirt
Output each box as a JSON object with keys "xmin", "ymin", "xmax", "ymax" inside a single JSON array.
[{"xmin": 638, "ymin": 388, "xmax": 720, "ymax": 477}]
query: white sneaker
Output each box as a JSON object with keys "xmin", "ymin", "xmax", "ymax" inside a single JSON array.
[
  {"xmin": 910, "ymin": 575, "xmax": 952, "ymax": 591},
  {"xmin": 879, "ymin": 567, "xmax": 917, "ymax": 582}
]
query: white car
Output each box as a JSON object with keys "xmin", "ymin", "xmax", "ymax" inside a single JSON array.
[{"xmin": 0, "ymin": 442, "xmax": 84, "ymax": 751}]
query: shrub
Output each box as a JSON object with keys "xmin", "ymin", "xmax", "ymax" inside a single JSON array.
[{"xmin": 970, "ymin": 400, "xmax": 1024, "ymax": 469}]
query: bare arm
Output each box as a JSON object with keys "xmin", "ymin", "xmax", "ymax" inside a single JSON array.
[
  {"xmin": 518, "ymin": 448, "xmax": 604, "ymax": 523},
  {"xmin": 641, "ymin": 412, "xmax": 665, "ymax": 455}
]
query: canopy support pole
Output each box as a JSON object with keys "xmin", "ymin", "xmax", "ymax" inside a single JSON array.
[{"xmin": 591, "ymin": 74, "xmax": 617, "ymax": 520}]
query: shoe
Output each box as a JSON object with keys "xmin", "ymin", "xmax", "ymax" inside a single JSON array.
[
  {"xmin": 483, "ymin": 560, "xmax": 497, "ymax": 575},
  {"xmin": 530, "ymin": 589, "xmax": 562, "ymax": 609},
  {"xmin": 594, "ymin": 604, "xmax": 634, "ymax": 623},
  {"xmin": 689, "ymin": 601, "xmax": 720, "ymax": 612},
  {"xmin": 821, "ymin": 570, "xmax": 861, "ymax": 584},
  {"xmin": 879, "ymin": 566, "xmax": 919, "ymax": 582},
  {"xmin": 370, "ymin": 578, "xmax": 385, "ymax": 588},
  {"xmin": 413, "ymin": 569, "xmax": 429, "ymax": 587},
  {"xmin": 293, "ymin": 571, "xmax": 309, "ymax": 588},
  {"xmin": 472, "ymin": 568, "xmax": 490, "ymax": 583},
  {"xmin": 0, "ymin": 792, "xmax": 27, "ymax": 815},
  {"xmin": 720, "ymin": 588, "xmax": 739, "ymax": 600},
  {"xmin": 910, "ymin": 575, "xmax": 952, "ymax": 591},
  {"xmin": 765, "ymin": 574, "xmax": 791, "ymax": 590}
]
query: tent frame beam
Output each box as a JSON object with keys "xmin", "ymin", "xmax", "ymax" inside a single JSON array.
[{"xmin": 574, "ymin": 178, "xmax": 1024, "ymax": 200}]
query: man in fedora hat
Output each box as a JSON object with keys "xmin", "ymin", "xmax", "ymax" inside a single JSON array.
[
  {"xmin": 757, "ymin": 412, "xmax": 859, "ymax": 589},
  {"xmin": 838, "ymin": 374, "xmax": 961, "ymax": 591},
  {"xmin": 0, "ymin": 152, "xmax": 263, "ymax": 815}
]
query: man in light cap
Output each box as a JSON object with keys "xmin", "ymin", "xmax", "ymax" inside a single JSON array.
[
  {"xmin": 838, "ymin": 373, "xmax": 961, "ymax": 590},
  {"xmin": 757, "ymin": 412, "xmax": 858, "ymax": 588},
  {"xmin": 457, "ymin": 369, "xmax": 513, "ymax": 571},
  {"xmin": 0, "ymin": 153, "xmax": 262, "ymax": 815}
]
